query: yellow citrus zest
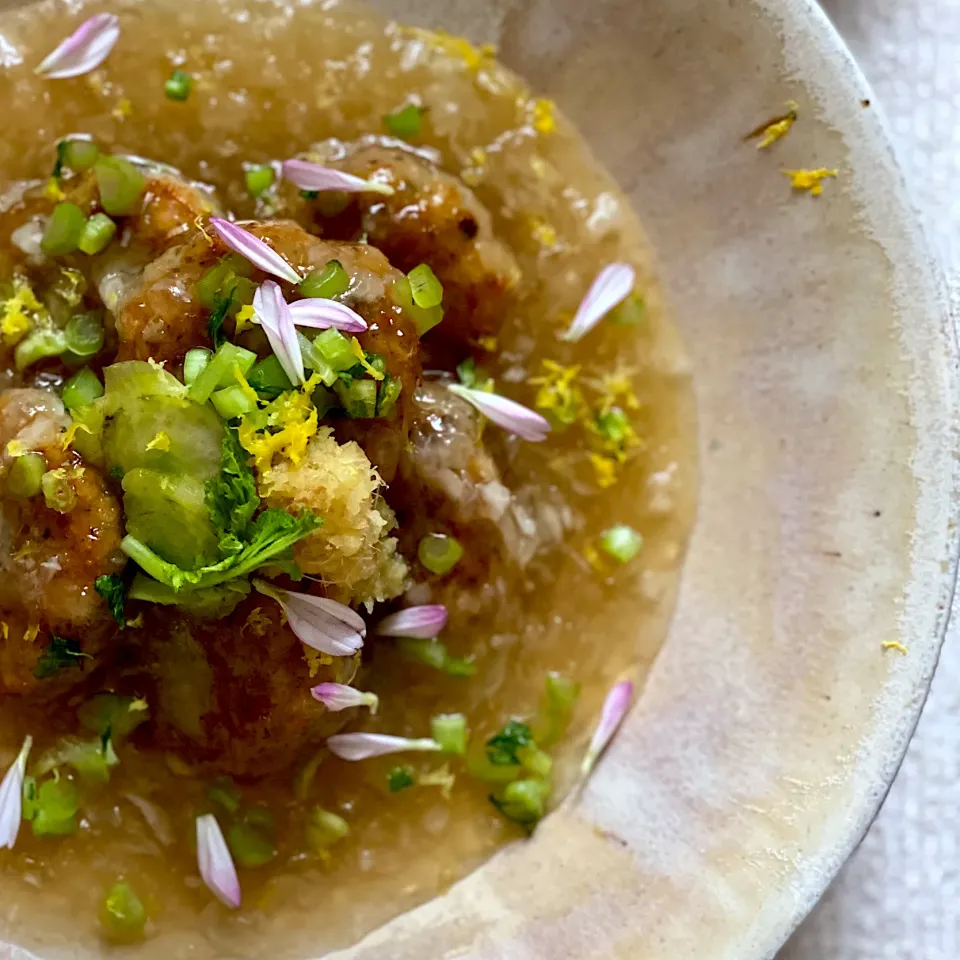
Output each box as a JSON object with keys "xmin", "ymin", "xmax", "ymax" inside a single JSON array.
[
  {"xmin": 745, "ymin": 101, "xmax": 799, "ymax": 149},
  {"xmin": 784, "ymin": 168, "xmax": 837, "ymax": 196},
  {"xmin": 882, "ymin": 640, "xmax": 908, "ymax": 655},
  {"xmin": 530, "ymin": 360, "xmax": 584, "ymax": 427},
  {"xmin": 146, "ymin": 431, "xmax": 171, "ymax": 452}
]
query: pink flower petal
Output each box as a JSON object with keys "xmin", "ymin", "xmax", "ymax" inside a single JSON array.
[
  {"xmin": 253, "ymin": 580, "xmax": 365, "ymax": 658},
  {"xmin": 253, "ymin": 281, "xmax": 305, "ymax": 385},
  {"xmin": 0, "ymin": 736, "xmax": 32, "ymax": 850},
  {"xmin": 580, "ymin": 680, "xmax": 634, "ymax": 776},
  {"xmin": 210, "ymin": 218, "xmax": 302, "ymax": 285},
  {"xmin": 562, "ymin": 263, "xmax": 636, "ymax": 343},
  {"xmin": 282, "ymin": 159, "xmax": 395, "ymax": 196},
  {"xmin": 448, "ymin": 384, "xmax": 550, "ymax": 442},
  {"xmin": 288, "ymin": 298, "xmax": 368, "ymax": 334},
  {"xmin": 196, "ymin": 814, "xmax": 241, "ymax": 909},
  {"xmin": 312, "ymin": 683, "xmax": 379, "ymax": 713},
  {"xmin": 35, "ymin": 14, "xmax": 120, "ymax": 79},
  {"xmin": 375, "ymin": 604, "xmax": 448, "ymax": 639},
  {"xmin": 327, "ymin": 733, "xmax": 443, "ymax": 762}
]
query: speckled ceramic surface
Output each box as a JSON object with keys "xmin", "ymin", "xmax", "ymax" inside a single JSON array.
[
  {"xmin": 0, "ymin": 0, "xmax": 956, "ymax": 957},
  {"xmin": 330, "ymin": 0, "xmax": 957, "ymax": 957}
]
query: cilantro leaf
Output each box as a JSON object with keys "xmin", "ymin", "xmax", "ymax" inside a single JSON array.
[
  {"xmin": 207, "ymin": 289, "xmax": 234, "ymax": 350},
  {"xmin": 34, "ymin": 635, "xmax": 90, "ymax": 680},
  {"xmin": 387, "ymin": 766, "xmax": 416, "ymax": 793},
  {"xmin": 205, "ymin": 428, "xmax": 259, "ymax": 545},
  {"xmin": 485, "ymin": 721, "xmax": 534, "ymax": 766},
  {"xmin": 95, "ymin": 573, "xmax": 127, "ymax": 626},
  {"xmin": 121, "ymin": 508, "xmax": 321, "ymax": 593}
]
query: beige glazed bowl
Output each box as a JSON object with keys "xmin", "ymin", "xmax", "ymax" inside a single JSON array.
[{"xmin": 1, "ymin": 0, "xmax": 957, "ymax": 958}]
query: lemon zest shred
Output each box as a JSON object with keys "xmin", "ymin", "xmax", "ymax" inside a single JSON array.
[
  {"xmin": 530, "ymin": 360, "xmax": 584, "ymax": 427},
  {"xmin": 476, "ymin": 335, "xmax": 498, "ymax": 352},
  {"xmin": 0, "ymin": 623, "xmax": 7, "ymax": 641},
  {"xmin": 5, "ymin": 440, "xmax": 25, "ymax": 458},
  {"xmin": 111, "ymin": 97, "xmax": 132, "ymax": 121},
  {"xmin": 303, "ymin": 647, "xmax": 334, "ymax": 677},
  {"xmin": 242, "ymin": 607, "xmax": 271, "ymax": 637},
  {"xmin": 44, "ymin": 177, "xmax": 66, "ymax": 202},
  {"xmin": 126, "ymin": 613, "xmax": 144, "ymax": 629},
  {"xmin": 419, "ymin": 764, "xmax": 456, "ymax": 799},
  {"xmin": 531, "ymin": 98, "xmax": 556, "ymax": 135},
  {"xmin": 234, "ymin": 367, "xmax": 261, "ymax": 408},
  {"xmin": 406, "ymin": 28, "xmax": 495, "ymax": 72},
  {"xmin": 745, "ymin": 101, "xmax": 799, "ymax": 149},
  {"xmin": 238, "ymin": 388, "xmax": 319, "ymax": 473},
  {"xmin": 1, "ymin": 277, "xmax": 46, "ymax": 345},
  {"xmin": 589, "ymin": 453, "xmax": 620, "ymax": 489},
  {"xmin": 24, "ymin": 624, "xmax": 39, "ymax": 644},
  {"xmin": 234, "ymin": 303, "xmax": 256, "ymax": 336},
  {"xmin": 584, "ymin": 544, "xmax": 606, "ymax": 574},
  {"xmin": 194, "ymin": 215, "xmax": 214, "ymax": 245},
  {"xmin": 349, "ymin": 337, "xmax": 385, "ymax": 381},
  {"xmin": 882, "ymin": 641, "xmax": 908, "ymax": 656},
  {"xmin": 784, "ymin": 168, "xmax": 838, "ymax": 196},
  {"xmin": 529, "ymin": 216, "xmax": 558, "ymax": 249},
  {"xmin": 146, "ymin": 431, "xmax": 171, "ymax": 452}
]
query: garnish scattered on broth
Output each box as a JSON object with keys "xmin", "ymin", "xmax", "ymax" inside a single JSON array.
[{"xmin": 0, "ymin": 0, "xmax": 695, "ymax": 952}]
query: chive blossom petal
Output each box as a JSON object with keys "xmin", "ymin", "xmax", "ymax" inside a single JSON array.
[
  {"xmin": 375, "ymin": 604, "xmax": 448, "ymax": 639},
  {"xmin": 327, "ymin": 733, "xmax": 443, "ymax": 762},
  {"xmin": 288, "ymin": 298, "xmax": 368, "ymax": 334},
  {"xmin": 253, "ymin": 580, "xmax": 365, "ymax": 657},
  {"xmin": 562, "ymin": 263, "xmax": 636, "ymax": 343},
  {"xmin": 209, "ymin": 219, "xmax": 302, "ymax": 285},
  {"xmin": 281, "ymin": 159, "xmax": 394, "ymax": 196},
  {"xmin": 0, "ymin": 736, "xmax": 32, "ymax": 849},
  {"xmin": 311, "ymin": 683, "xmax": 379, "ymax": 714},
  {"xmin": 581, "ymin": 680, "xmax": 634, "ymax": 776},
  {"xmin": 448, "ymin": 384, "xmax": 550, "ymax": 442},
  {"xmin": 196, "ymin": 814, "xmax": 241, "ymax": 909},
  {"xmin": 35, "ymin": 14, "xmax": 120, "ymax": 79},
  {"xmin": 253, "ymin": 281, "xmax": 305, "ymax": 386}
]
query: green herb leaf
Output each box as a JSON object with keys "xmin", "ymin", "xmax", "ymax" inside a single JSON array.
[
  {"xmin": 205, "ymin": 428, "xmax": 259, "ymax": 545},
  {"xmin": 95, "ymin": 573, "xmax": 127, "ymax": 626},
  {"xmin": 33, "ymin": 635, "xmax": 90, "ymax": 680},
  {"xmin": 485, "ymin": 720, "xmax": 534, "ymax": 766},
  {"xmin": 78, "ymin": 693, "xmax": 149, "ymax": 744},
  {"xmin": 387, "ymin": 765, "xmax": 416, "ymax": 793},
  {"xmin": 207, "ymin": 289, "xmax": 234, "ymax": 350}
]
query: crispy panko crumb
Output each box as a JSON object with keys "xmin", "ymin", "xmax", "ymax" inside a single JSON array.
[
  {"xmin": 259, "ymin": 428, "xmax": 408, "ymax": 605},
  {"xmin": 784, "ymin": 168, "xmax": 837, "ymax": 196}
]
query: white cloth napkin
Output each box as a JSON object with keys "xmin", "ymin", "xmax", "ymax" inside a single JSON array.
[{"xmin": 781, "ymin": 2, "xmax": 960, "ymax": 958}]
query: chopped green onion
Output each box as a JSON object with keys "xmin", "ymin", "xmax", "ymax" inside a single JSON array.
[
  {"xmin": 183, "ymin": 347, "xmax": 213, "ymax": 386},
  {"xmin": 599, "ymin": 524, "xmax": 643, "ymax": 564},
  {"xmin": 41, "ymin": 202, "xmax": 86, "ymax": 256},
  {"xmin": 312, "ymin": 327, "xmax": 356, "ymax": 369},
  {"xmin": 610, "ymin": 293, "xmax": 646, "ymax": 326},
  {"xmin": 391, "ymin": 275, "xmax": 443, "ymax": 335},
  {"xmin": 248, "ymin": 354, "xmax": 293, "ymax": 399},
  {"xmin": 64, "ymin": 312, "xmax": 105, "ymax": 357},
  {"xmin": 298, "ymin": 259, "xmax": 350, "ymax": 300},
  {"xmin": 32, "ymin": 777, "xmax": 79, "ymax": 836},
  {"xmin": 334, "ymin": 378, "xmax": 377, "ymax": 418},
  {"xmin": 196, "ymin": 261, "xmax": 234, "ymax": 308},
  {"xmin": 418, "ymin": 533, "xmax": 463, "ymax": 575},
  {"xmin": 35, "ymin": 737, "xmax": 118, "ymax": 783},
  {"xmin": 6, "ymin": 451, "xmax": 45, "ymax": 498},
  {"xmin": 211, "ymin": 384, "xmax": 258, "ymax": 420},
  {"xmin": 243, "ymin": 805, "xmax": 275, "ymax": 832},
  {"xmin": 22, "ymin": 775, "xmax": 38, "ymax": 820},
  {"xmin": 78, "ymin": 694, "xmax": 148, "ymax": 743},
  {"xmin": 62, "ymin": 366, "xmax": 104, "ymax": 410},
  {"xmin": 431, "ymin": 714, "xmax": 468, "ymax": 755},
  {"xmin": 244, "ymin": 163, "xmax": 275, "ymax": 197},
  {"xmin": 407, "ymin": 263, "xmax": 443, "ymax": 309},
  {"xmin": 486, "ymin": 720, "xmax": 534, "ymax": 766},
  {"xmin": 99, "ymin": 882, "xmax": 147, "ymax": 943},
  {"xmin": 595, "ymin": 407, "xmax": 632, "ymax": 446},
  {"xmin": 397, "ymin": 637, "xmax": 476, "ymax": 676},
  {"xmin": 490, "ymin": 778, "xmax": 550, "ymax": 829},
  {"xmin": 62, "ymin": 138, "xmax": 99, "ymax": 172},
  {"xmin": 94, "ymin": 156, "xmax": 146, "ymax": 217},
  {"xmin": 538, "ymin": 671, "xmax": 581, "ymax": 746},
  {"xmin": 517, "ymin": 744, "xmax": 553, "ymax": 778},
  {"xmin": 164, "ymin": 68, "xmax": 192, "ymax": 102},
  {"xmin": 207, "ymin": 776, "xmax": 241, "ymax": 812},
  {"xmin": 226, "ymin": 821, "xmax": 277, "ymax": 868},
  {"xmin": 387, "ymin": 765, "xmax": 415, "ymax": 793},
  {"xmin": 77, "ymin": 212, "xmax": 117, "ymax": 255},
  {"xmin": 297, "ymin": 332, "xmax": 338, "ymax": 386},
  {"xmin": 376, "ymin": 375, "xmax": 403, "ymax": 417},
  {"xmin": 306, "ymin": 807, "xmax": 349, "ymax": 853},
  {"xmin": 465, "ymin": 752, "xmax": 523, "ymax": 783},
  {"xmin": 14, "ymin": 328, "xmax": 67, "ymax": 371},
  {"xmin": 41, "ymin": 468, "xmax": 78, "ymax": 513},
  {"xmin": 188, "ymin": 342, "xmax": 257, "ymax": 405},
  {"xmin": 383, "ymin": 103, "xmax": 423, "ymax": 138}
]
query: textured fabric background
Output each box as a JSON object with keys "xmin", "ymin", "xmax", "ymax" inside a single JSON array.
[{"xmin": 780, "ymin": 2, "xmax": 960, "ymax": 958}]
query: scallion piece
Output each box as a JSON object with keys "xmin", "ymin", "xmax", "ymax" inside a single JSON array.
[
  {"xmin": 99, "ymin": 882, "xmax": 147, "ymax": 943},
  {"xmin": 396, "ymin": 637, "xmax": 476, "ymax": 677},
  {"xmin": 599, "ymin": 524, "xmax": 643, "ymax": 564},
  {"xmin": 610, "ymin": 293, "xmax": 646, "ymax": 326},
  {"xmin": 306, "ymin": 807, "xmax": 349, "ymax": 853},
  {"xmin": 183, "ymin": 347, "xmax": 213, "ymax": 386},
  {"xmin": 431, "ymin": 713, "xmax": 468, "ymax": 755},
  {"xmin": 517, "ymin": 744, "xmax": 553, "ymax": 778},
  {"xmin": 226, "ymin": 821, "xmax": 277, "ymax": 868},
  {"xmin": 298, "ymin": 260, "xmax": 350, "ymax": 300},
  {"xmin": 41, "ymin": 468, "xmax": 78, "ymax": 513},
  {"xmin": 391, "ymin": 275, "xmax": 443, "ymax": 336},
  {"xmin": 63, "ymin": 138, "xmax": 99, "ymax": 172},
  {"xmin": 164, "ymin": 68, "xmax": 192, "ymax": 102},
  {"xmin": 6, "ymin": 451, "xmax": 45, "ymax": 498},
  {"xmin": 211, "ymin": 384, "xmax": 258, "ymax": 420},
  {"xmin": 188, "ymin": 342, "xmax": 257, "ymax": 404},
  {"xmin": 15, "ymin": 328, "xmax": 67, "ymax": 372},
  {"xmin": 418, "ymin": 533, "xmax": 463, "ymax": 575},
  {"xmin": 94, "ymin": 156, "xmax": 146, "ymax": 217},
  {"xmin": 312, "ymin": 327, "xmax": 355, "ymax": 370},
  {"xmin": 297, "ymin": 333, "xmax": 338, "ymax": 386},
  {"xmin": 62, "ymin": 366, "xmax": 104, "ymax": 410},
  {"xmin": 196, "ymin": 262, "xmax": 234, "ymax": 308},
  {"xmin": 490, "ymin": 778, "xmax": 550, "ymax": 829},
  {"xmin": 383, "ymin": 103, "xmax": 423, "ymax": 138},
  {"xmin": 244, "ymin": 163, "xmax": 275, "ymax": 197},
  {"xmin": 247, "ymin": 354, "xmax": 293, "ymax": 399},
  {"xmin": 208, "ymin": 776, "xmax": 241, "ymax": 813},
  {"xmin": 41, "ymin": 202, "xmax": 86, "ymax": 256},
  {"xmin": 32, "ymin": 777, "xmax": 79, "ymax": 836},
  {"xmin": 539, "ymin": 671, "xmax": 580, "ymax": 746},
  {"xmin": 334, "ymin": 378, "xmax": 377, "ymax": 418},
  {"xmin": 376, "ymin": 375, "xmax": 402, "ymax": 417},
  {"xmin": 407, "ymin": 263, "xmax": 443, "ymax": 309},
  {"xmin": 595, "ymin": 407, "xmax": 631, "ymax": 446},
  {"xmin": 77, "ymin": 212, "xmax": 117, "ymax": 255},
  {"xmin": 64, "ymin": 312, "xmax": 105, "ymax": 357}
]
